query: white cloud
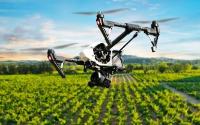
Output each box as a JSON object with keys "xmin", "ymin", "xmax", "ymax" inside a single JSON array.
[
  {"xmin": 110, "ymin": 0, "xmax": 160, "ymax": 10},
  {"xmin": 0, "ymin": 14, "xmax": 105, "ymax": 60},
  {"xmin": 0, "ymin": 14, "xmax": 103, "ymax": 49},
  {"xmin": 0, "ymin": 8, "xmax": 200, "ymax": 60}
]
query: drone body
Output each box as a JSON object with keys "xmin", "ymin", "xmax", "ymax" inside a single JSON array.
[
  {"xmin": 47, "ymin": 12, "xmax": 160, "ymax": 88},
  {"xmin": 79, "ymin": 42, "xmax": 123, "ymax": 68},
  {"xmin": 48, "ymin": 42, "xmax": 124, "ymax": 88}
]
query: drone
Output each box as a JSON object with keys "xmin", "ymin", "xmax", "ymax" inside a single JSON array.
[{"xmin": 47, "ymin": 8, "xmax": 176, "ymax": 88}]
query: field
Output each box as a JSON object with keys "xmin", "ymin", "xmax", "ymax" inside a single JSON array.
[{"xmin": 0, "ymin": 72, "xmax": 200, "ymax": 124}]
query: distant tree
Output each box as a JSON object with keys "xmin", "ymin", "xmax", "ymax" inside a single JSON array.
[
  {"xmin": 143, "ymin": 65, "xmax": 151, "ymax": 74},
  {"xmin": 8, "ymin": 64, "xmax": 18, "ymax": 74},
  {"xmin": 0, "ymin": 62, "xmax": 55, "ymax": 75},
  {"xmin": 0, "ymin": 64, "xmax": 3, "ymax": 74},
  {"xmin": 132, "ymin": 64, "xmax": 143, "ymax": 70},
  {"xmin": 30, "ymin": 64, "xmax": 40, "ymax": 74},
  {"xmin": 158, "ymin": 62, "xmax": 168, "ymax": 73},
  {"xmin": 172, "ymin": 64, "xmax": 183, "ymax": 73},
  {"xmin": 18, "ymin": 64, "xmax": 29, "ymax": 74},
  {"xmin": 2, "ymin": 65, "xmax": 9, "ymax": 74},
  {"xmin": 182, "ymin": 63, "xmax": 192, "ymax": 71},
  {"xmin": 192, "ymin": 65, "xmax": 199, "ymax": 70},
  {"xmin": 45, "ymin": 63, "xmax": 54, "ymax": 74},
  {"xmin": 126, "ymin": 64, "xmax": 134, "ymax": 73}
]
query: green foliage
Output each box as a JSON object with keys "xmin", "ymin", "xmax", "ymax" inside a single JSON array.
[
  {"xmin": 168, "ymin": 82, "xmax": 200, "ymax": 99},
  {"xmin": 192, "ymin": 65, "xmax": 199, "ymax": 70},
  {"xmin": 172, "ymin": 64, "xmax": 184, "ymax": 73},
  {"xmin": 133, "ymin": 63, "xmax": 194, "ymax": 74},
  {"xmin": 0, "ymin": 62, "xmax": 53, "ymax": 75},
  {"xmin": 171, "ymin": 63, "xmax": 192, "ymax": 73},
  {"xmin": 183, "ymin": 63, "xmax": 192, "ymax": 71},
  {"xmin": 125, "ymin": 64, "xmax": 133, "ymax": 73},
  {"xmin": 0, "ymin": 73, "xmax": 200, "ymax": 124},
  {"xmin": 0, "ymin": 61, "xmax": 198, "ymax": 75},
  {"xmin": 142, "ymin": 65, "xmax": 152, "ymax": 74},
  {"xmin": 158, "ymin": 62, "xmax": 168, "ymax": 73}
]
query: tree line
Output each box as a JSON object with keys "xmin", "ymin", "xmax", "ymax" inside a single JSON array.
[
  {"xmin": 0, "ymin": 61, "xmax": 199, "ymax": 75},
  {"xmin": 125, "ymin": 62, "xmax": 199, "ymax": 74},
  {"xmin": 0, "ymin": 62, "xmax": 54, "ymax": 74}
]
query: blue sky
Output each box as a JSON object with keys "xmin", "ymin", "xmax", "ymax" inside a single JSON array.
[{"xmin": 0, "ymin": 0, "xmax": 200, "ymax": 60}]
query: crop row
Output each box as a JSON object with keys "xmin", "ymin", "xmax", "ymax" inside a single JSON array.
[
  {"xmin": 133, "ymin": 72, "xmax": 200, "ymax": 82},
  {"xmin": 129, "ymin": 74, "xmax": 200, "ymax": 124},
  {"xmin": 0, "ymin": 74, "xmax": 200, "ymax": 124},
  {"xmin": 167, "ymin": 82, "xmax": 200, "ymax": 100}
]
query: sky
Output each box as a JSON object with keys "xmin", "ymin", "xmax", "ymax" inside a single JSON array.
[{"xmin": 0, "ymin": 0, "xmax": 200, "ymax": 60}]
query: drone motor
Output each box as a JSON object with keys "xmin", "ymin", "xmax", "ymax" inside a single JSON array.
[{"xmin": 93, "ymin": 43, "xmax": 111, "ymax": 64}]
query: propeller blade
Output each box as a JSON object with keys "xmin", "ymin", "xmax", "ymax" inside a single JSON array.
[
  {"xmin": 131, "ymin": 17, "xmax": 179, "ymax": 24},
  {"xmin": 73, "ymin": 8, "xmax": 130, "ymax": 15},
  {"xmin": 131, "ymin": 20, "xmax": 151, "ymax": 24},
  {"xmin": 73, "ymin": 11, "xmax": 97, "ymax": 15},
  {"xmin": 21, "ymin": 47, "xmax": 48, "ymax": 51},
  {"xmin": 80, "ymin": 44, "xmax": 90, "ymax": 48},
  {"xmin": 53, "ymin": 43, "xmax": 78, "ymax": 49},
  {"xmin": 0, "ymin": 47, "xmax": 13, "ymax": 51},
  {"xmin": 21, "ymin": 43, "xmax": 78, "ymax": 51},
  {"xmin": 102, "ymin": 8, "xmax": 130, "ymax": 14},
  {"xmin": 156, "ymin": 17, "xmax": 179, "ymax": 23}
]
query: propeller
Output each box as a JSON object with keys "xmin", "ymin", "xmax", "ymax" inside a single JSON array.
[
  {"xmin": 53, "ymin": 43, "xmax": 78, "ymax": 49},
  {"xmin": 131, "ymin": 17, "xmax": 179, "ymax": 24},
  {"xmin": 73, "ymin": 8, "xmax": 130, "ymax": 15},
  {"xmin": 21, "ymin": 43, "xmax": 78, "ymax": 51},
  {"xmin": 0, "ymin": 47, "xmax": 14, "ymax": 51},
  {"xmin": 80, "ymin": 44, "xmax": 90, "ymax": 48}
]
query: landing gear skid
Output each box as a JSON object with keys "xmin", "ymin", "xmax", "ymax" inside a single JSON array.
[{"xmin": 88, "ymin": 71, "xmax": 111, "ymax": 88}]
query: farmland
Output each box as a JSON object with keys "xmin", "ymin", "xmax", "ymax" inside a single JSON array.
[{"xmin": 0, "ymin": 72, "xmax": 200, "ymax": 124}]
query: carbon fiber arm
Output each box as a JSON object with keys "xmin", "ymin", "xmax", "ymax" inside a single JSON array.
[
  {"xmin": 47, "ymin": 49, "xmax": 84, "ymax": 78},
  {"xmin": 96, "ymin": 14, "xmax": 160, "ymax": 52}
]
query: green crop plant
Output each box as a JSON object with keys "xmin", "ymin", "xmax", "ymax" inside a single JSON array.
[{"xmin": 0, "ymin": 73, "xmax": 200, "ymax": 124}]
